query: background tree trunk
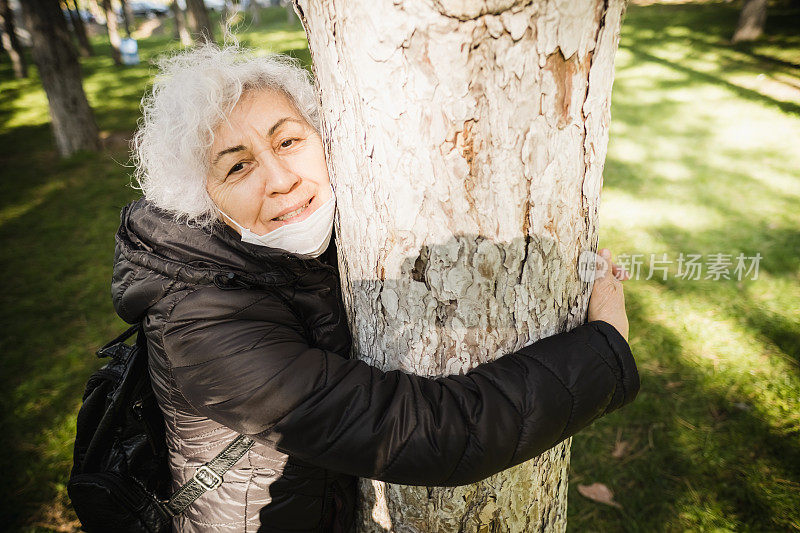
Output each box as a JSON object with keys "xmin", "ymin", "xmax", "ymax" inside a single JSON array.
[
  {"xmin": 295, "ymin": 0, "xmax": 627, "ymax": 530},
  {"xmin": 20, "ymin": 0, "xmax": 100, "ymax": 157},
  {"xmin": 66, "ymin": 0, "xmax": 94, "ymax": 57},
  {"xmin": 119, "ymin": 0, "xmax": 134, "ymax": 37},
  {"xmin": 732, "ymin": 0, "xmax": 767, "ymax": 43},
  {"xmin": 247, "ymin": 0, "xmax": 259, "ymax": 25},
  {"xmin": 100, "ymin": 0, "xmax": 121, "ymax": 64},
  {"xmin": 85, "ymin": 0, "xmax": 104, "ymax": 23},
  {"xmin": 0, "ymin": 0, "xmax": 28, "ymax": 78},
  {"xmin": 185, "ymin": 0, "xmax": 214, "ymax": 44},
  {"xmin": 280, "ymin": 0, "xmax": 295, "ymax": 24},
  {"xmin": 171, "ymin": 0, "xmax": 193, "ymax": 46}
]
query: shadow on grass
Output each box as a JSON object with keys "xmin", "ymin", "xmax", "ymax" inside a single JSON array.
[
  {"xmin": 0, "ymin": 146, "xmax": 138, "ymax": 527},
  {"xmin": 0, "ymin": 8, "xmax": 315, "ymax": 529},
  {"xmin": 628, "ymin": 220, "xmax": 800, "ymax": 373},
  {"xmin": 569, "ymin": 2, "xmax": 800, "ymax": 530},
  {"xmin": 569, "ymin": 289, "xmax": 800, "ymax": 531},
  {"xmin": 629, "ymin": 47, "xmax": 800, "ymax": 116}
]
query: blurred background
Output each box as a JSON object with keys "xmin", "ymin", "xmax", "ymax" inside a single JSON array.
[{"xmin": 0, "ymin": 0, "xmax": 798, "ymax": 531}]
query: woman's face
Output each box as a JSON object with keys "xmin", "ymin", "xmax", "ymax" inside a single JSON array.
[{"xmin": 206, "ymin": 89, "xmax": 332, "ymax": 236}]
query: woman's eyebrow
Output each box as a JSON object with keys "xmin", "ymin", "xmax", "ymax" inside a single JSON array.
[
  {"xmin": 212, "ymin": 118, "xmax": 304, "ymax": 165},
  {"xmin": 212, "ymin": 145, "xmax": 246, "ymax": 165},
  {"xmin": 268, "ymin": 117, "xmax": 304, "ymax": 136}
]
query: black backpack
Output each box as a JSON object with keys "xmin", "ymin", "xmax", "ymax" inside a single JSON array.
[{"xmin": 67, "ymin": 324, "xmax": 254, "ymax": 532}]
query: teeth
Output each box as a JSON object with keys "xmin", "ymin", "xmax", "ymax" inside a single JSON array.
[{"xmin": 274, "ymin": 201, "xmax": 310, "ymax": 222}]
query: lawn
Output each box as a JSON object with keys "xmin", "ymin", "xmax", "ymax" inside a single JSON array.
[{"xmin": 0, "ymin": 2, "xmax": 798, "ymax": 531}]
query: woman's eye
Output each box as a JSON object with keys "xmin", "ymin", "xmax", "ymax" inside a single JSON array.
[
  {"xmin": 228, "ymin": 162, "xmax": 244, "ymax": 176},
  {"xmin": 280, "ymin": 138, "xmax": 297, "ymax": 149}
]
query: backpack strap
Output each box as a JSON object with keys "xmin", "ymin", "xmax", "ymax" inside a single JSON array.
[{"xmin": 162, "ymin": 434, "xmax": 255, "ymax": 518}]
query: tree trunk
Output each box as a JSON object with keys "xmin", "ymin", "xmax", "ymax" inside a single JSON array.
[
  {"xmin": 281, "ymin": 0, "xmax": 295, "ymax": 24},
  {"xmin": 295, "ymin": 0, "xmax": 627, "ymax": 531},
  {"xmin": 66, "ymin": 0, "xmax": 94, "ymax": 57},
  {"xmin": 185, "ymin": 0, "xmax": 214, "ymax": 44},
  {"xmin": 171, "ymin": 0, "xmax": 193, "ymax": 46},
  {"xmin": 85, "ymin": 0, "xmax": 104, "ymax": 23},
  {"xmin": 248, "ymin": 0, "xmax": 259, "ymax": 25},
  {"xmin": 20, "ymin": 0, "xmax": 100, "ymax": 157},
  {"xmin": 732, "ymin": 0, "xmax": 767, "ymax": 43},
  {"xmin": 119, "ymin": 0, "xmax": 134, "ymax": 36},
  {"xmin": 0, "ymin": 0, "xmax": 27, "ymax": 78},
  {"xmin": 101, "ymin": 0, "xmax": 121, "ymax": 64}
]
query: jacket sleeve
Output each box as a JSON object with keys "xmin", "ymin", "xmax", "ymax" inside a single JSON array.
[{"xmin": 162, "ymin": 287, "xmax": 639, "ymax": 487}]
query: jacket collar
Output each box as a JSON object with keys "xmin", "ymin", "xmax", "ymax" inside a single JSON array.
[{"xmin": 116, "ymin": 198, "xmax": 338, "ymax": 289}]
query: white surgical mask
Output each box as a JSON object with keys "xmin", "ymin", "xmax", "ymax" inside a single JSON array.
[{"xmin": 217, "ymin": 189, "xmax": 336, "ymax": 258}]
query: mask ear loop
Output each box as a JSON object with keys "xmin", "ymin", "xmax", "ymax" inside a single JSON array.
[{"xmin": 215, "ymin": 205, "xmax": 248, "ymax": 235}]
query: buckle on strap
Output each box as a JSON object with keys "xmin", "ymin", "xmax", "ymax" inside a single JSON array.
[{"xmin": 193, "ymin": 465, "xmax": 222, "ymax": 491}]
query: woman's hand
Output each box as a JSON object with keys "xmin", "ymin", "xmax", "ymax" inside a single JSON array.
[{"xmin": 587, "ymin": 248, "xmax": 630, "ymax": 342}]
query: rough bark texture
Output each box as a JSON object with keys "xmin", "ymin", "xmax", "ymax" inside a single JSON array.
[
  {"xmin": 66, "ymin": 0, "xmax": 94, "ymax": 57},
  {"xmin": 20, "ymin": 0, "xmax": 100, "ymax": 157},
  {"xmin": 186, "ymin": 0, "xmax": 214, "ymax": 44},
  {"xmin": 295, "ymin": 0, "xmax": 626, "ymax": 531},
  {"xmin": 0, "ymin": 0, "xmax": 27, "ymax": 78},
  {"xmin": 732, "ymin": 0, "xmax": 767, "ymax": 43},
  {"xmin": 171, "ymin": 0, "xmax": 193, "ymax": 46},
  {"xmin": 101, "ymin": 0, "xmax": 121, "ymax": 64}
]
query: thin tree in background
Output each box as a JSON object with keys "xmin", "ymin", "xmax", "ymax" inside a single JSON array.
[
  {"xmin": 280, "ymin": 0, "xmax": 295, "ymax": 24},
  {"xmin": 19, "ymin": 0, "xmax": 100, "ymax": 156},
  {"xmin": 248, "ymin": 0, "xmax": 259, "ymax": 25},
  {"xmin": 185, "ymin": 0, "xmax": 214, "ymax": 44},
  {"xmin": 732, "ymin": 0, "xmax": 768, "ymax": 43},
  {"xmin": 170, "ymin": 0, "xmax": 192, "ymax": 46},
  {"xmin": 65, "ymin": 0, "xmax": 94, "ymax": 57},
  {"xmin": 296, "ymin": 0, "xmax": 628, "ymax": 530},
  {"xmin": 119, "ymin": 0, "xmax": 134, "ymax": 36},
  {"xmin": 100, "ymin": 0, "xmax": 121, "ymax": 64},
  {"xmin": 0, "ymin": 0, "xmax": 28, "ymax": 78},
  {"xmin": 84, "ymin": 0, "xmax": 104, "ymax": 22}
]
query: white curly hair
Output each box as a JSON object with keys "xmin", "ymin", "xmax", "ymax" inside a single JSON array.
[{"xmin": 131, "ymin": 44, "xmax": 321, "ymax": 229}]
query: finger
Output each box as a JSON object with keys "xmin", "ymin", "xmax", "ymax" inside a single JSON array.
[
  {"xmin": 597, "ymin": 248, "xmax": 614, "ymax": 278},
  {"xmin": 595, "ymin": 251, "xmax": 611, "ymax": 279}
]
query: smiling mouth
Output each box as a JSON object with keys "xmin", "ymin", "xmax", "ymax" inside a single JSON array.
[{"xmin": 272, "ymin": 199, "xmax": 312, "ymax": 222}]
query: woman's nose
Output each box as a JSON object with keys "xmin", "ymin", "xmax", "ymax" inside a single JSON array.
[{"xmin": 255, "ymin": 151, "xmax": 300, "ymax": 196}]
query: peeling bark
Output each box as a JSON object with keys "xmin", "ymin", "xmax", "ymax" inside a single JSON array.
[{"xmin": 295, "ymin": 0, "xmax": 626, "ymax": 530}]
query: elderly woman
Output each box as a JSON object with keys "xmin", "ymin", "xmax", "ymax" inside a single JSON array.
[{"xmin": 113, "ymin": 45, "xmax": 639, "ymax": 532}]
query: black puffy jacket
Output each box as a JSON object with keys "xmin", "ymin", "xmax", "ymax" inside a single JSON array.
[{"xmin": 111, "ymin": 198, "xmax": 640, "ymax": 532}]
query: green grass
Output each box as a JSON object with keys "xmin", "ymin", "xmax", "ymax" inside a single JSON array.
[
  {"xmin": 0, "ymin": 7, "xmax": 309, "ymax": 531},
  {"xmin": 568, "ymin": 1, "xmax": 800, "ymax": 532},
  {"xmin": 0, "ymin": 2, "xmax": 798, "ymax": 531}
]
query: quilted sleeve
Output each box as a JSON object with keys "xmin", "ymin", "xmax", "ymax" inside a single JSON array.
[{"xmin": 162, "ymin": 287, "xmax": 639, "ymax": 487}]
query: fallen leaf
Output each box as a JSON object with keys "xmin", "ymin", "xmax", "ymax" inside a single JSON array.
[
  {"xmin": 577, "ymin": 482, "xmax": 622, "ymax": 508},
  {"xmin": 611, "ymin": 440, "xmax": 630, "ymax": 459}
]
